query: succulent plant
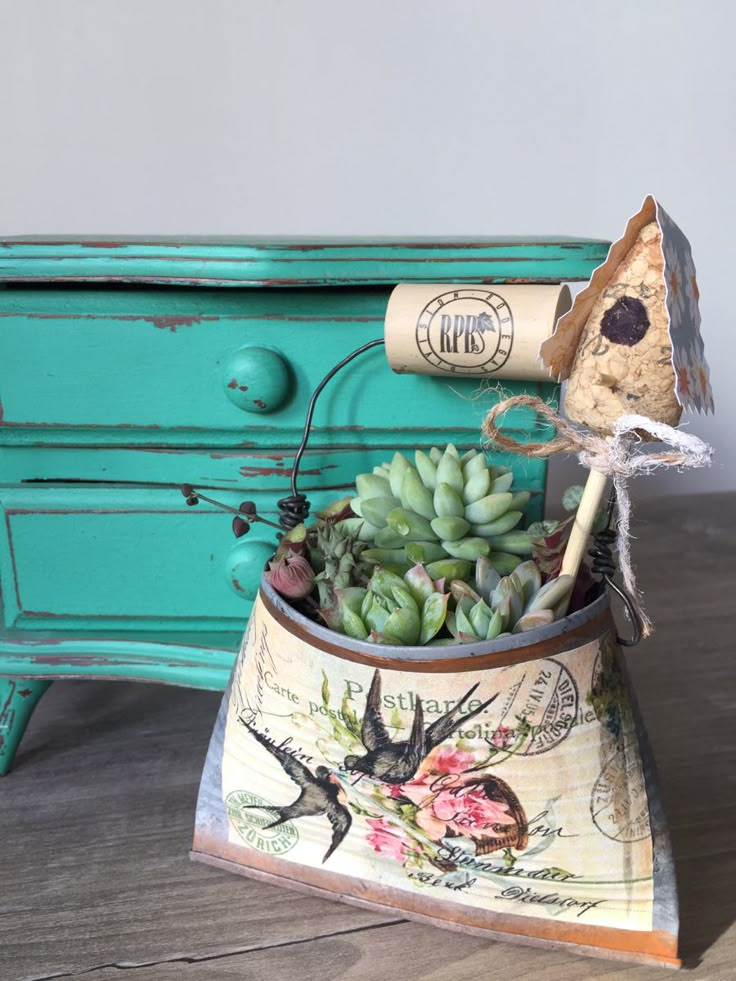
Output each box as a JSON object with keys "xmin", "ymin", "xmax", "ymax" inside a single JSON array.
[
  {"xmin": 264, "ymin": 553, "xmax": 315, "ymax": 600},
  {"xmin": 194, "ymin": 454, "xmax": 597, "ymax": 648},
  {"xmin": 528, "ymin": 484, "xmax": 608, "ymax": 579},
  {"xmin": 443, "ymin": 557, "xmax": 575, "ymax": 643},
  {"xmin": 311, "ymin": 522, "xmax": 368, "ymax": 628},
  {"xmin": 326, "ymin": 556, "xmax": 575, "ymax": 647},
  {"xmin": 340, "ymin": 444, "xmax": 533, "ymax": 573},
  {"xmin": 332, "ymin": 565, "xmax": 450, "ymax": 646}
]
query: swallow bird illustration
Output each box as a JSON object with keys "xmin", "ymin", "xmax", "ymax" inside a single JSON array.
[
  {"xmin": 238, "ymin": 719, "xmax": 351, "ymax": 862},
  {"xmin": 344, "ymin": 669, "xmax": 498, "ymax": 784}
]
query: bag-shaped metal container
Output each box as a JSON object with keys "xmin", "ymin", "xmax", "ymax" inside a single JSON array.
[{"xmin": 193, "ymin": 578, "xmax": 679, "ymax": 968}]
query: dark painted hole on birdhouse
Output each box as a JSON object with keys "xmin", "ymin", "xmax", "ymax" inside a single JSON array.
[{"xmin": 600, "ymin": 296, "xmax": 650, "ymax": 346}]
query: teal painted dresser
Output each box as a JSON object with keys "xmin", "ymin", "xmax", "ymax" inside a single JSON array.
[{"xmin": 0, "ymin": 237, "xmax": 609, "ymax": 774}]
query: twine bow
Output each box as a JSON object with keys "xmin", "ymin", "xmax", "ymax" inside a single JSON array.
[{"xmin": 482, "ymin": 396, "xmax": 714, "ymax": 636}]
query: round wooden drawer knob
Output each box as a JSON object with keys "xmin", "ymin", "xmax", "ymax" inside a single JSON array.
[
  {"xmin": 222, "ymin": 346, "xmax": 291, "ymax": 413},
  {"xmin": 225, "ymin": 539, "xmax": 273, "ymax": 601}
]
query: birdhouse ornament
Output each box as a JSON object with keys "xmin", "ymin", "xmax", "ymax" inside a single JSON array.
[
  {"xmin": 484, "ymin": 196, "xmax": 714, "ymax": 637},
  {"xmin": 540, "ymin": 195, "xmax": 714, "ymax": 428}
]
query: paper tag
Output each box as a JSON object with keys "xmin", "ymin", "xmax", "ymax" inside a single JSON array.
[{"xmin": 385, "ymin": 283, "xmax": 571, "ymax": 382}]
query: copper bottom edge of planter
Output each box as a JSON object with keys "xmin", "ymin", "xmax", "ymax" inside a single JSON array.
[{"xmin": 190, "ymin": 837, "xmax": 679, "ymax": 969}]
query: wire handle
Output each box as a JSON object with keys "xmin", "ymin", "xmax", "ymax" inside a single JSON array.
[
  {"xmin": 217, "ymin": 336, "xmax": 641, "ymax": 644},
  {"xmin": 277, "ymin": 338, "xmax": 385, "ymax": 530}
]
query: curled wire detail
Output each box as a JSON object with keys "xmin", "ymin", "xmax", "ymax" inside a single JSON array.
[
  {"xmin": 277, "ymin": 493, "xmax": 310, "ymax": 530},
  {"xmin": 589, "ymin": 494, "xmax": 643, "ymax": 647},
  {"xmin": 589, "ymin": 526, "xmax": 617, "ymax": 579}
]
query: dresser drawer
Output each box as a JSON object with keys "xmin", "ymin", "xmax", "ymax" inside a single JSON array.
[
  {"xmin": 0, "ymin": 428, "xmax": 549, "ymax": 632},
  {"xmin": 0, "ymin": 441, "xmax": 550, "ymax": 503},
  {"xmin": 0, "ymin": 287, "xmax": 556, "ymax": 447},
  {"xmin": 0, "ymin": 486, "xmax": 317, "ymax": 631}
]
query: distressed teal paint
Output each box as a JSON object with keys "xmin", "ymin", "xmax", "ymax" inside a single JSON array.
[
  {"xmin": 0, "ymin": 288, "xmax": 556, "ymax": 443},
  {"xmin": 0, "ymin": 640, "xmax": 237, "ymax": 691},
  {"xmin": 0, "ymin": 446, "xmax": 551, "ymax": 496},
  {"xmin": 0, "ymin": 235, "xmax": 610, "ymax": 772},
  {"xmin": 0, "ymin": 237, "xmax": 610, "ymax": 286},
  {"xmin": 0, "ymin": 486, "xmax": 305, "ymax": 630},
  {"xmin": 0, "ymin": 678, "xmax": 51, "ymax": 775}
]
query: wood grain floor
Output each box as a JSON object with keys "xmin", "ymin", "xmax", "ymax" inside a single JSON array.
[{"xmin": 1, "ymin": 493, "xmax": 734, "ymax": 981}]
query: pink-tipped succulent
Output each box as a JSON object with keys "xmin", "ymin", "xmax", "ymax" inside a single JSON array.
[{"xmin": 265, "ymin": 553, "xmax": 316, "ymax": 600}]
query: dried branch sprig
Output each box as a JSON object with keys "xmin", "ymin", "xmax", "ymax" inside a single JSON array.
[{"xmin": 178, "ymin": 484, "xmax": 282, "ymax": 537}]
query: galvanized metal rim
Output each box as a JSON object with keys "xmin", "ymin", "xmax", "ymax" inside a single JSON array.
[{"xmin": 260, "ymin": 576, "xmax": 610, "ymax": 663}]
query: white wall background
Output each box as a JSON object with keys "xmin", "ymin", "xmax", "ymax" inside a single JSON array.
[{"xmin": 1, "ymin": 0, "xmax": 733, "ymax": 500}]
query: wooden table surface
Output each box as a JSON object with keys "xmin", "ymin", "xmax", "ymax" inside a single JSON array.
[{"xmin": 1, "ymin": 493, "xmax": 734, "ymax": 981}]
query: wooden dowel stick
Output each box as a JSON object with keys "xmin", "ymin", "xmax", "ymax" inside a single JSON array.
[{"xmin": 559, "ymin": 467, "xmax": 609, "ymax": 595}]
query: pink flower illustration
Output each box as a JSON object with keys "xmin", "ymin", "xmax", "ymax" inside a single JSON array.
[
  {"xmin": 365, "ymin": 817, "xmax": 411, "ymax": 861},
  {"xmin": 490, "ymin": 725, "xmax": 516, "ymax": 750},
  {"xmin": 400, "ymin": 774, "xmax": 517, "ymax": 841},
  {"xmin": 422, "ymin": 745, "xmax": 476, "ymax": 775}
]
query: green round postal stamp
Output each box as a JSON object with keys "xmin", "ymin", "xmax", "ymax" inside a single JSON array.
[{"xmin": 226, "ymin": 790, "xmax": 299, "ymax": 855}]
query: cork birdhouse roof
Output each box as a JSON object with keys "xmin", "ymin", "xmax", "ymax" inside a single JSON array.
[{"xmin": 540, "ymin": 195, "xmax": 714, "ymax": 414}]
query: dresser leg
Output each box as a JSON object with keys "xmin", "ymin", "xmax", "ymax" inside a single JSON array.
[{"xmin": 0, "ymin": 678, "xmax": 52, "ymax": 775}]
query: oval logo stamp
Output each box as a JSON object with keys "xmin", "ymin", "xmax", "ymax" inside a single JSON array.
[
  {"xmin": 415, "ymin": 287, "xmax": 514, "ymax": 375},
  {"xmin": 492, "ymin": 657, "xmax": 580, "ymax": 756},
  {"xmin": 590, "ymin": 747, "xmax": 651, "ymax": 843},
  {"xmin": 226, "ymin": 790, "xmax": 299, "ymax": 855}
]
